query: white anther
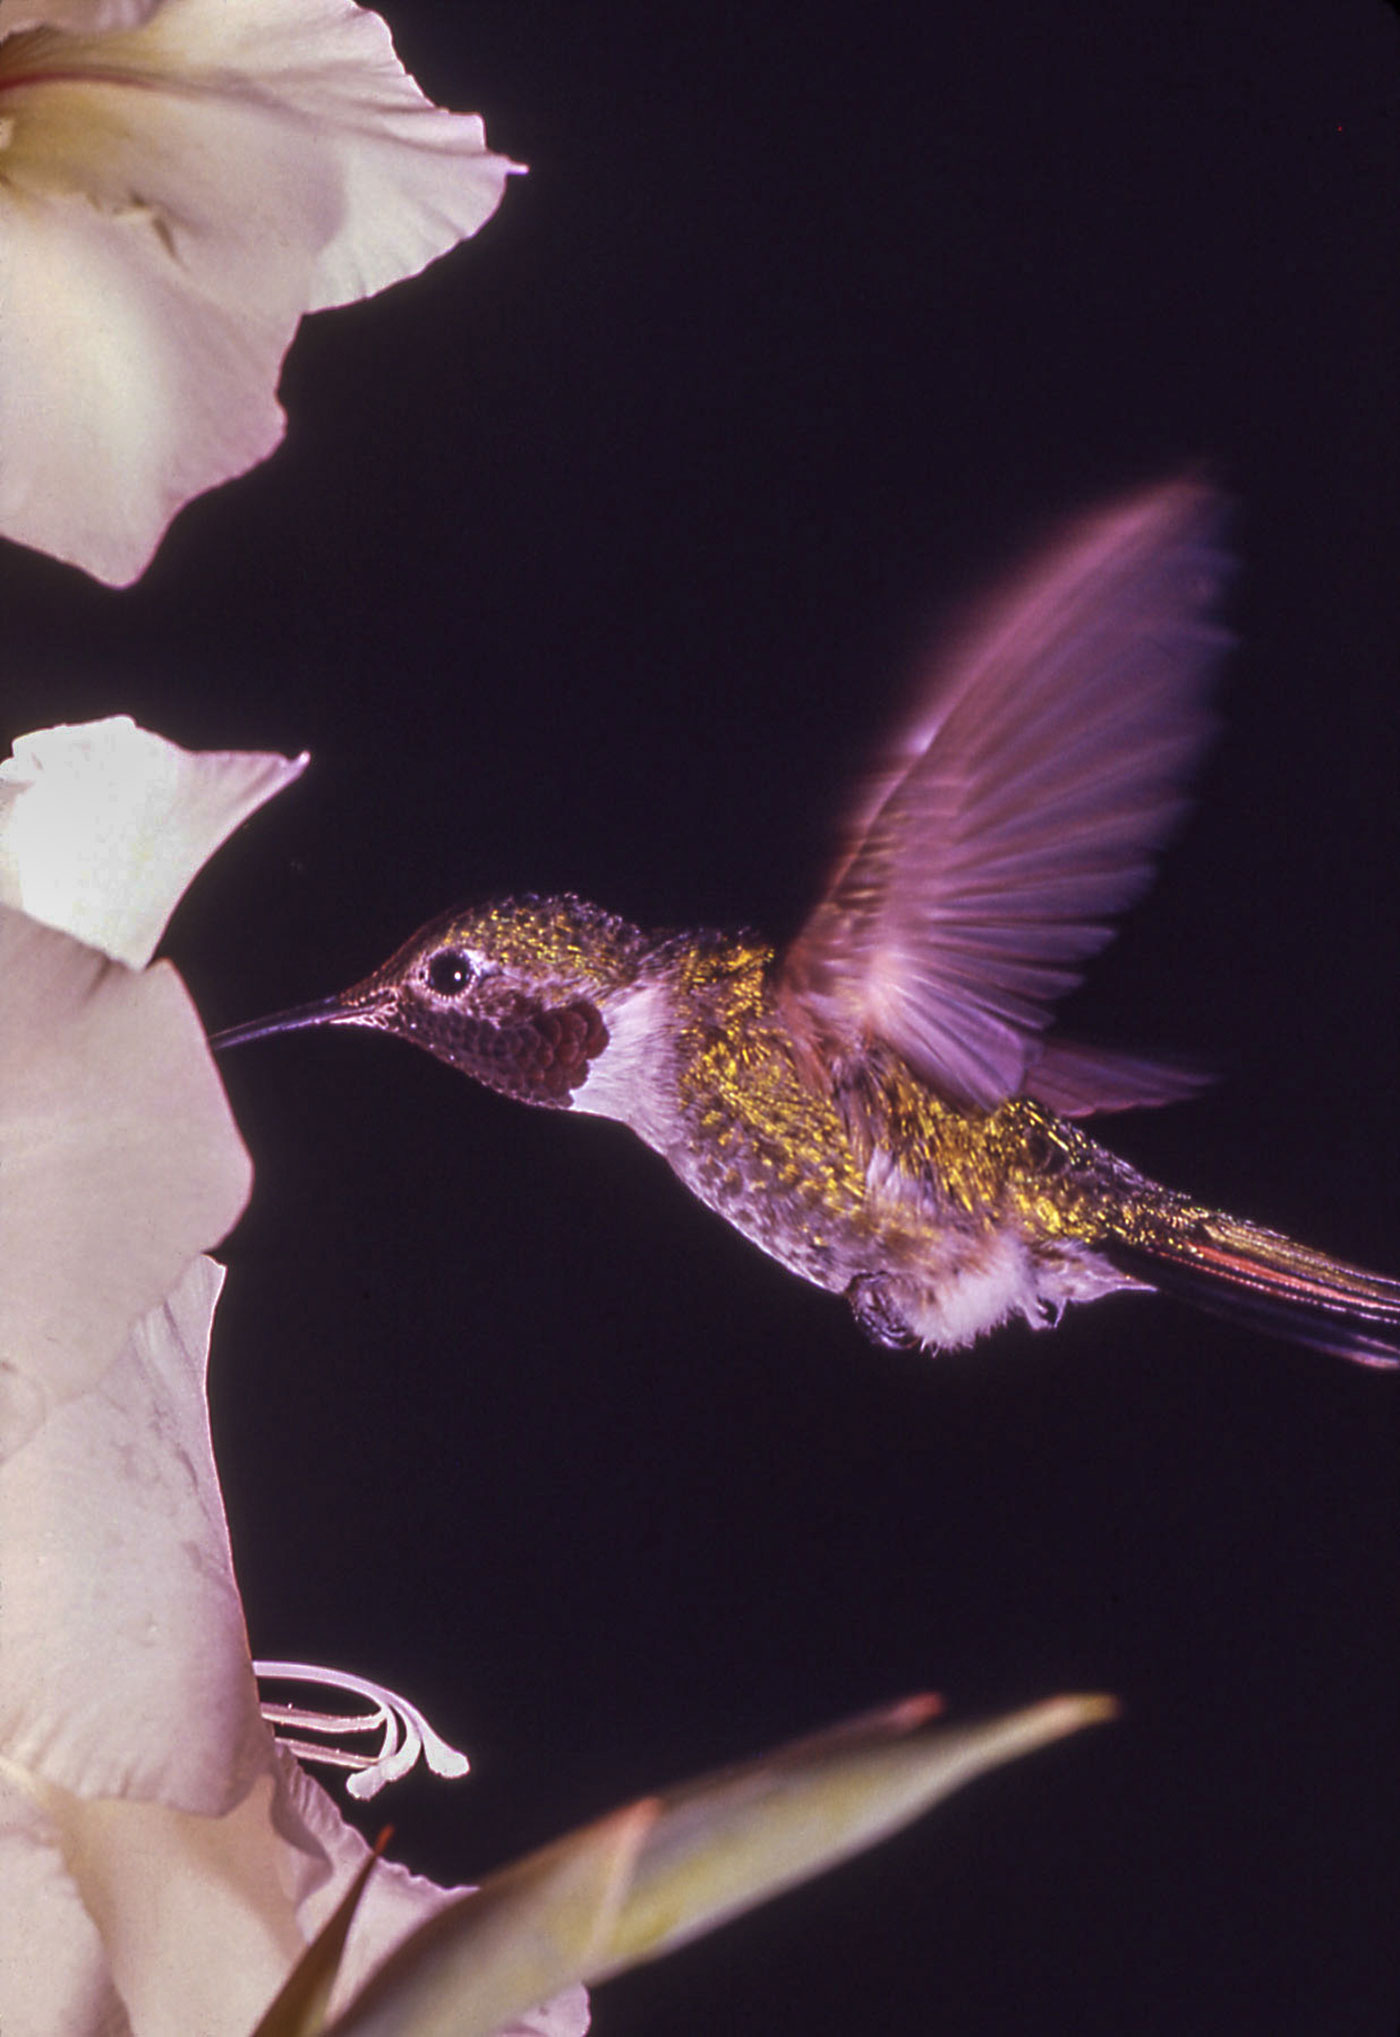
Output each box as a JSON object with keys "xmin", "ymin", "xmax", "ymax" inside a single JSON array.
[{"xmin": 255, "ymin": 1658, "xmax": 470, "ymax": 1800}]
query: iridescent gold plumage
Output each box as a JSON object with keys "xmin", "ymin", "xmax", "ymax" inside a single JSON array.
[
  {"xmin": 669, "ymin": 930, "xmax": 1142, "ymax": 1239},
  {"xmin": 659, "ymin": 929, "xmax": 1193, "ymax": 1319}
]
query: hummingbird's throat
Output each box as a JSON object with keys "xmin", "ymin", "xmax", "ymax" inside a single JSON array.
[{"xmin": 393, "ymin": 994, "xmax": 608, "ymax": 1106}]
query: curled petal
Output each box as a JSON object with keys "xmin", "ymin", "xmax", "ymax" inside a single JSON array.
[
  {"xmin": 127, "ymin": 0, "xmax": 521, "ymax": 313},
  {"xmin": 0, "ymin": 717, "xmax": 307, "ymax": 967},
  {"xmin": 0, "ymin": 717, "xmax": 305, "ymax": 969},
  {"xmin": 0, "ymin": 0, "xmax": 517, "ymax": 583}
]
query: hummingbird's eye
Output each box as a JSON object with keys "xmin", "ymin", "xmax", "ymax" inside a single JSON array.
[{"xmin": 426, "ymin": 950, "xmax": 475, "ymax": 997}]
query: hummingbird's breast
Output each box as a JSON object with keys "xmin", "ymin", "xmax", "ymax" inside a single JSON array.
[
  {"xmin": 654, "ymin": 937, "xmax": 1141, "ymax": 1322},
  {"xmin": 664, "ymin": 942, "xmax": 879, "ymax": 1292}
]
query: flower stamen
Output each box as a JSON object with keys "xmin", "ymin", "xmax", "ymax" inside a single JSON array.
[{"xmin": 255, "ymin": 1659, "xmax": 470, "ymax": 1801}]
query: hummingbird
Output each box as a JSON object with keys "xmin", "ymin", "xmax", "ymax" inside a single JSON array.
[{"xmin": 213, "ymin": 481, "xmax": 1400, "ymax": 1367}]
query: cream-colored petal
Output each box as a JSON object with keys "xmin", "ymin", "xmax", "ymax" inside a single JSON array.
[
  {"xmin": 503, "ymin": 1994, "xmax": 592, "ymax": 2037},
  {"xmin": 0, "ymin": 1258, "xmax": 272, "ymax": 1809},
  {"xmin": 0, "ymin": 1, "xmax": 158, "ymax": 35},
  {"xmin": 0, "ymin": 719, "xmax": 307, "ymax": 968},
  {"xmin": 280, "ymin": 1752, "xmax": 470, "ymax": 2018},
  {"xmin": 0, "ymin": 0, "xmax": 514, "ymax": 581},
  {"xmin": 108, "ymin": 0, "xmax": 521, "ymax": 310},
  {"xmin": 0, "ymin": 1768, "xmax": 132, "ymax": 2037},
  {"xmin": 0, "ymin": 1265, "xmax": 492, "ymax": 2027},
  {"xmin": 21, "ymin": 1748, "xmax": 520, "ymax": 2037},
  {"xmin": 0, "ymin": 912, "xmax": 251, "ymax": 1448},
  {"xmin": 0, "ymin": 94, "xmax": 322, "ymax": 583},
  {"xmin": 34, "ymin": 1768, "xmax": 314, "ymax": 2037}
]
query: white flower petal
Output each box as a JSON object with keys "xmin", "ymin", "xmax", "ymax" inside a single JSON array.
[
  {"xmin": 0, "ymin": 706, "xmax": 535, "ymax": 2028},
  {"xmin": 123, "ymin": 0, "xmax": 522, "ymax": 311},
  {"xmin": 33, "ymin": 1768, "xmax": 315, "ymax": 2037},
  {"xmin": 0, "ymin": 1258, "xmax": 271, "ymax": 1808},
  {"xmin": 0, "ymin": 911, "xmax": 251, "ymax": 1445},
  {"xmin": 280, "ymin": 1750, "xmax": 471, "ymax": 2020},
  {"xmin": 0, "ymin": 0, "xmax": 516, "ymax": 582},
  {"xmin": 0, "ymin": 1770, "xmax": 132, "ymax": 2037},
  {"xmin": 0, "ymin": 718, "xmax": 307, "ymax": 967},
  {"xmin": 0, "ymin": 1248, "xmax": 510, "ymax": 2032},
  {"xmin": 0, "ymin": 173, "xmax": 302, "ymax": 584},
  {"xmin": 506, "ymin": 1993, "xmax": 592, "ymax": 2037},
  {"xmin": 0, "ymin": 2, "xmax": 158, "ymax": 32}
]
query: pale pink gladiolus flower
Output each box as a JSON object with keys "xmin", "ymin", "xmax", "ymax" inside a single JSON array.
[
  {"xmin": 0, "ymin": 717, "xmax": 586, "ymax": 2037},
  {"xmin": 0, "ymin": 0, "xmax": 518, "ymax": 585}
]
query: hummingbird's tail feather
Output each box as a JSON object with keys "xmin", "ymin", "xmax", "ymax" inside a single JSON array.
[{"xmin": 1104, "ymin": 1209, "xmax": 1400, "ymax": 1368}]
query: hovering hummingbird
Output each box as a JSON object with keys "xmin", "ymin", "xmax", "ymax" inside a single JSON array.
[{"xmin": 214, "ymin": 481, "xmax": 1400, "ymax": 1366}]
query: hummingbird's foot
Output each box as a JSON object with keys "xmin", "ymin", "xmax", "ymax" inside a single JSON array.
[
  {"xmin": 254, "ymin": 1658, "xmax": 470, "ymax": 1799},
  {"xmin": 846, "ymin": 1273, "xmax": 921, "ymax": 1350}
]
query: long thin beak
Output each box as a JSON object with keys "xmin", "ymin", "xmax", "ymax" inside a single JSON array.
[{"xmin": 209, "ymin": 991, "xmax": 387, "ymax": 1053}]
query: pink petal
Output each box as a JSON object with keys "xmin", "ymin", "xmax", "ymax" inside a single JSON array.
[
  {"xmin": 0, "ymin": 911, "xmax": 252, "ymax": 1447},
  {"xmin": 0, "ymin": 1258, "xmax": 271, "ymax": 1808}
]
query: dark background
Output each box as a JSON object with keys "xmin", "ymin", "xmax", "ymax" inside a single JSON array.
[{"xmin": 6, "ymin": 2, "xmax": 1399, "ymax": 2031}]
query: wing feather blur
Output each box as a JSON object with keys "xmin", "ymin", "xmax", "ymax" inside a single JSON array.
[
  {"xmin": 778, "ymin": 480, "xmax": 1233, "ymax": 1111},
  {"xmin": 1021, "ymin": 1037, "xmax": 1212, "ymax": 1117}
]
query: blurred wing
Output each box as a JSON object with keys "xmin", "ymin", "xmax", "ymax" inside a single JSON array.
[
  {"xmin": 1022, "ymin": 1038, "xmax": 1212, "ymax": 1117},
  {"xmin": 779, "ymin": 479, "xmax": 1233, "ymax": 1110}
]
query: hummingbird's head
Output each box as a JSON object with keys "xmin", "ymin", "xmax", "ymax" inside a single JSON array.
[{"xmin": 212, "ymin": 894, "xmax": 660, "ymax": 1108}]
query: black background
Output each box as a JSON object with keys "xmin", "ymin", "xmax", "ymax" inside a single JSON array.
[{"xmin": 6, "ymin": 3, "xmax": 1399, "ymax": 2032}]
